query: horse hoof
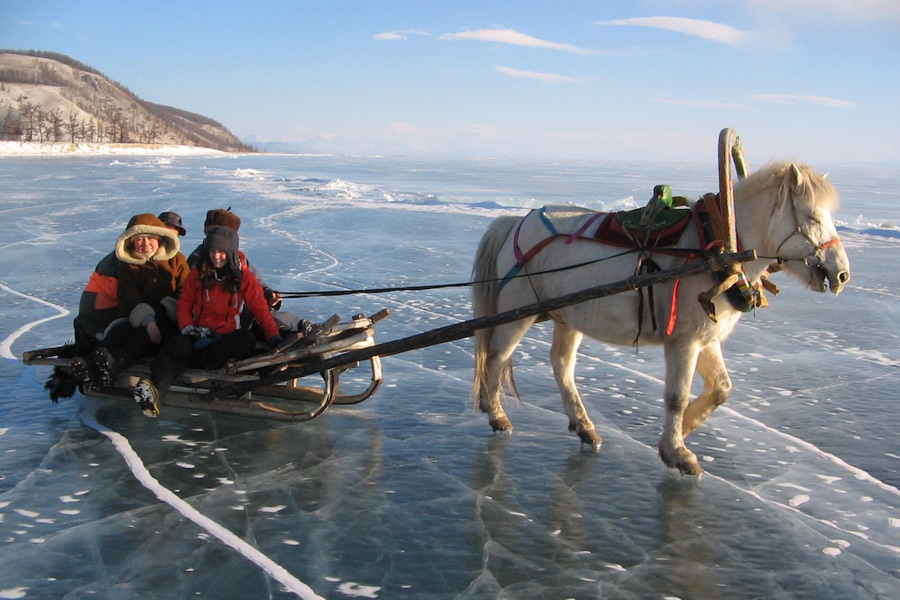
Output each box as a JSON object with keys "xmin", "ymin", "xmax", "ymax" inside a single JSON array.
[
  {"xmin": 490, "ymin": 417, "xmax": 513, "ymax": 432},
  {"xmin": 676, "ymin": 460, "xmax": 704, "ymax": 476},
  {"xmin": 659, "ymin": 446, "xmax": 704, "ymax": 476},
  {"xmin": 578, "ymin": 429, "xmax": 602, "ymax": 447}
]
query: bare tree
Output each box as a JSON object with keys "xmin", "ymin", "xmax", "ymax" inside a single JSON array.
[
  {"xmin": 34, "ymin": 106, "xmax": 46, "ymax": 142},
  {"xmin": 1, "ymin": 106, "xmax": 23, "ymax": 140},
  {"xmin": 49, "ymin": 108, "xmax": 64, "ymax": 142},
  {"xmin": 18, "ymin": 99, "xmax": 35, "ymax": 141},
  {"xmin": 66, "ymin": 111, "xmax": 79, "ymax": 142}
]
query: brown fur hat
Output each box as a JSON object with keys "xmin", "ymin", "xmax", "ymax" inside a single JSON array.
[
  {"xmin": 115, "ymin": 213, "xmax": 181, "ymax": 265},
  {"xmin": 204, "ymin": 209, "xmax": 241, "ymax": 232}
]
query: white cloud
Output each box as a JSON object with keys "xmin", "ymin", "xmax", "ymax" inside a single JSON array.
[
  {"xmin": 439, "ymin": 28, "xmax": 595, "ymax": 55},
  {"xmin": 598, "ymin": 17, "xmax": 753, "ymax": 47},
  {"xmin": 749, "ymin": 0, "xmax": 900, "ymax": 25},
  {"xmin": 374, "ymin": 32, "xmax": 405, "ymax": 41},
  {"xmin": 495, "ymin": 65, "xmax": 578, "ymax": 83},
  {"xmin": 753, "ymin": 94, "xmax": 857, "ymax": 108},
  {"xmin": 373, "ymin": 30, "xmax": 429, "ymax": 41}
]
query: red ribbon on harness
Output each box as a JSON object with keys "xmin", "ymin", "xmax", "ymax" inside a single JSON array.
[{"xmin": 666, "ymin": 278, "xmax": 680, "ymax": 336}]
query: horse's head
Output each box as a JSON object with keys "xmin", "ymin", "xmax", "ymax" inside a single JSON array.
[{"xmin": 765, "ymin": 163, "xmax": 850, "ymax": 294}]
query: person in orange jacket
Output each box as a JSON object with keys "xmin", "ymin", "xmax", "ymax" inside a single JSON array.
[
  {"xmin": 86, "ymin": 213, "xmax": 189, "ymax": 388},
  {"xmin": 74, "ymin": 211, "xmax": 186, "ymax": 344},
  {"xmin": 134, "ymin": 226, "xmax": 282, "ymax": 417}
]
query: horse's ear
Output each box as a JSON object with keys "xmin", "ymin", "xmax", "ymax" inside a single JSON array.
[{"xmin": 789, "ymin": 163, "xmax": 804, "ymax": 194}]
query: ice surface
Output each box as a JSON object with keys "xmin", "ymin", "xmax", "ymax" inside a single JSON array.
[{"xmin": 1, "ymin": 155, "xmax": 898, "ymax": 599}]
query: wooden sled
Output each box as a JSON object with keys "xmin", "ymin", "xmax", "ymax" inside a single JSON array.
[{"xmin": 22, "ymin": 309, "xmax": 391, "ymax": 422}]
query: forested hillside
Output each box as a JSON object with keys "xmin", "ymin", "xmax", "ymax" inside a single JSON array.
[{"xmin": 0, "ymin": 50, "xmax": 254, "ymax": 152}]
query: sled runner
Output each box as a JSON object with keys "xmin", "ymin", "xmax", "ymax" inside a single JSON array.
[{"xmin": 23, "ymin": 309, "xmax": 391, "ymax": 422}]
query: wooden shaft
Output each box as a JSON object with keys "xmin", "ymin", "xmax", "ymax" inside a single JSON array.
[
  {"xmin": 718, "ymin": 128, "xmax": 740, "ymax": 254},
  {"xmin": 210, "ymin": 249, "xmax": 757, "ymax": 400}
]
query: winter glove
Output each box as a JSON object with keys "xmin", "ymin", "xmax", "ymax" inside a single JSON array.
[
  {"xmin": 265, "ymin": 289, "xmax": 282, "ymax": 311},
  {"xmin": 181, "ymin": 325, "xmax": 201, "ymax": 338},
  {"xmin": 160, "ymin": 296, "xmax": 178, "ymax": 321},
  {"xmin": 267, "ymin": 335, "xmax": 284, "ymax": 349}
]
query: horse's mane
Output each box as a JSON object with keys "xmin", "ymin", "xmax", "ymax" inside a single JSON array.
[{"xmin": 735, "ymin": 160, "xmax": 840, "ymax": 213}]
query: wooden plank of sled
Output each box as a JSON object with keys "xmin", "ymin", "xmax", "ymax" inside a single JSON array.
[
  {"xmin": 121, "ymin": 363, "xmax": 259, "ymax": 384},
  {"xmin": 273, "ymin": 314, "xmax": 342, "ymax": 354},
  {"xmin": 21, "ymin": 356, "xmax": 73, "ymax": 367},
  {"xmin": 21, "ymin": 342, "xmax": 95, "ymax": 363},
  {"xmin": 328, "ymin": 308, "xmax": 390, "ymax": 334},
  {"xmin": 227, "ymin": 329, "xmax": 375, "ymax": 373}
]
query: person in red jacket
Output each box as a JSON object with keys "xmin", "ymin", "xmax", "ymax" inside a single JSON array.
[{"xmin": 133, "ymin": 226, "xmax": 282, "ymax": 417}]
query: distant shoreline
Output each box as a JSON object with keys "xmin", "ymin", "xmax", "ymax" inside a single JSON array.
[{"xmin": 0, "ymin": 141, "xmax": 230, "ymax": 157}]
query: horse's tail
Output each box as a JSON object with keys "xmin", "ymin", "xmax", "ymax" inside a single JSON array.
[{"xmin": 472, "ymin": 216, "xmax": 520, "ymax": 406}]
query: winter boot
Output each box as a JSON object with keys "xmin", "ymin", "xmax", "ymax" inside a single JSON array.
[
  {"xmin": 70, "ymin": 356, "xmax": 99, "ymax": 392},
  {"xmin": 133, "ymin": 379, "xmax": 161, "ymax": 418},
  {"xmin": 94, "ymin": 347, "xmax": 122, "ymax": 388}
]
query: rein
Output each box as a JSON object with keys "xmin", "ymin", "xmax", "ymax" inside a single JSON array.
[{"xmin": 277, "ymin": 247, "xmax": 653, "ymax": 299}]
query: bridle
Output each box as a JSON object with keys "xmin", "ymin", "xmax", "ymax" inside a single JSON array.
[{"xmin": 771, "ymin": 182, "xmax": 842, "ymax": 269}]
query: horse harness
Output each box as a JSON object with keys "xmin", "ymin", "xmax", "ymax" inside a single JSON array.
[{"xmin": 501, "ymin": 193, "xmax": 768, "ymax": 340}]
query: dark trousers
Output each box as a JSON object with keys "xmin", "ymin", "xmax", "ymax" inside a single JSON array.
[
  {"xmin": 148, "ymin": 330, "xmax": 258, "ymax": 402},
  {"xmin": 101, "ymin": 318, "xmax": 179, "ymax": 369}
]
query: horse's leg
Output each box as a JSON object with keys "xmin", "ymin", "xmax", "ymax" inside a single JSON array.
[
  {"xmin": 477, "ymin": 317, "xmax": 537, "ymax": 433},
  {"xmin": 658, "ymin": 340, "xmax": 704, "ymax": 475},
  {"xmin": 550, "ymin": 321, "xmax": 601, "ymax": 446},
  {"xmin": 682, "ymin": 342, "xmax": 731, "ymax": 437}
]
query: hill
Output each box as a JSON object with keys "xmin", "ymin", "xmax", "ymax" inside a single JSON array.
[{"xmin": 0, "ymin": 50, "xmax": 254, "ymax": 152}]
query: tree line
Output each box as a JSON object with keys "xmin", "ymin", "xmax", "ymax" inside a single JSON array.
[
  {"xmin": 1, "ymin": 91, "xmax": 170, "ymax": 144},
  {"xmin": 0, "ymin": 49, "xmax": 255, "ymax": 151}
]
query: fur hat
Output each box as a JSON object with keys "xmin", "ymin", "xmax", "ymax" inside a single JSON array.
[
  {"xmin": 204, "ymin": 209, "xmax": 241, "ymax": 232},
  {"xmin": 158, "ymin": 211, "xmax": 186, "ymax": 236},
  {"xmin": 115, "ymin": 213, "xmax": 180, "ymax": 265},
  {"xmin": 203, "ymin": 226, "xmax": 242, "ymax": 276}
]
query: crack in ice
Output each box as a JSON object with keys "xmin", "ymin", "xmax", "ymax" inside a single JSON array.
[{"xmin": 80, "ymin": 408, "xmax": 326, "ymax": 600}]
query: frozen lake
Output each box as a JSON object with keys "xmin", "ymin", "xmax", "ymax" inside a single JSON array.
[{"xmin": 1, "ymin": 153, "xmax": 899, "ymax": 599}]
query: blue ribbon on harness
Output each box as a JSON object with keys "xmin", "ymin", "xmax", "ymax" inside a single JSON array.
[{"xmin": 500, "ymin": 208, "xmax": 558, "ymax": 289}]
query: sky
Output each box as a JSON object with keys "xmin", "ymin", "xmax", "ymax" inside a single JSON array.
[{"xmin": 3, "ymin": 0, "xmax": 900, "ymax": 164}]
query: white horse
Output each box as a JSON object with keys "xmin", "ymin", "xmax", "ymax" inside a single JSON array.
[{"xmin": 471, "ymin": 161, "xmax": 850, "ymax": 475}]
